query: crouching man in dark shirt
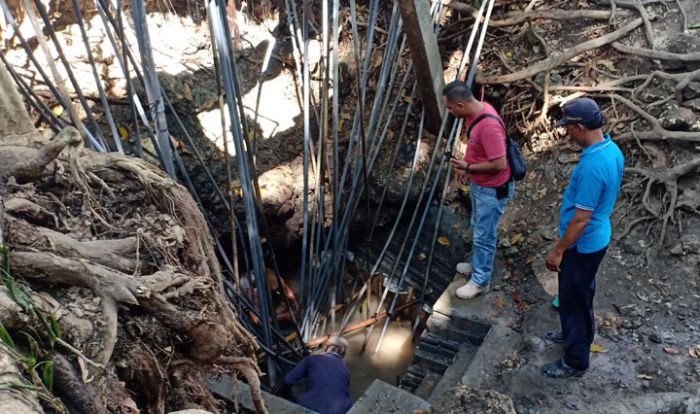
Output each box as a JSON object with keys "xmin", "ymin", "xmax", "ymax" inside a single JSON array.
[{"xmin": 282, "ymin": 336, "xmax": 353, "ymax": 414}]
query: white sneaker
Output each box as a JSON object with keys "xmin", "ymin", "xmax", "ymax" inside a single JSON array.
[
  {"xmin": 455, "ymin": 281, "xmax": 489, "ymax": 299},
  {"xmin": 455, "ymin": 262, "xmax": 472, "ymax": 275}
]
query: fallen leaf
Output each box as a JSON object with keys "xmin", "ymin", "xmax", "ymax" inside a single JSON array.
[
  {"xmin": 636, "ymin": 374, "xmax": 653, "ymax": 380},
  {"xmin": 664, "ymin": 346, "xmax": 679, "ymax": 355},
  {"xmin": 52, "ymin": 106, "xmax": 64, "ymax": 116},
  {"xmin": 437, "ymin": 236, "xmax": 451, "ymax": 246},
  {"xmin": 526, "ymin": 255, "xmax": 536, "ymax": 264},
  {"xmin": 183, "ymin": 82, "xmax": 193, "ymax": 101},
  {"xmin": 689, "ymin": 347, "xmax": 699, "ymax": 358},
  {"xmin": 510, "ymin": 233, "xmax": 522, "ymax": 245},
  {"xmin": 590, "ymin": 344, "xmax": 608, "ymax": 353},
  {"xmin": 416, "ymin": 252, "xmax": 427, "ymax": 262},
  {"xmin": 118, "ymin": 126, "xmax": 129, "ymax": 139},
  {"xmin": 460, "ymin": 184, "xmax": 470, "ymax": 193},
  {"xmin": 494, "ymin": 296, "xmax": 506, "ymax": 309}
]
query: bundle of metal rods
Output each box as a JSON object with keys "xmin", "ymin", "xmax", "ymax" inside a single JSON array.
[{"xmin": 0, "ymin": 0, "xmax": 497, "ymax": 386}]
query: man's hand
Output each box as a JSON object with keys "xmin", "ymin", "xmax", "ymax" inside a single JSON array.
[
  {"xmin": 545, "ymin": 247, "xmax": 564, "ymax": 272},
  {"xmin": 450, "ymin": 158, "xmax": 469, "ymax": 171},
  {"xmin": 451, "ymin": 158, "xmax": 470, "ymax": 185}
]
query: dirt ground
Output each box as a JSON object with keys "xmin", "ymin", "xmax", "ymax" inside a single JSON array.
[{"xmin": 2, "ymin": 0, "xmax": 699, "ymax": 412}]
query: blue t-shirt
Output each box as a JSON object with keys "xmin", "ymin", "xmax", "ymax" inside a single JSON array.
[{"xmin": 559, "ymin": 135, "xmax": 624, "ymax": 253}]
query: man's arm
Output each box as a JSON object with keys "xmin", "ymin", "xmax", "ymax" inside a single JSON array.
[
  {"xmin": 545, "ymin": 208, "xmax": 593, "ymax": 272},
  {"xmin": 283, "ymin": 356, "xmax": 310, "ymax": 386}
]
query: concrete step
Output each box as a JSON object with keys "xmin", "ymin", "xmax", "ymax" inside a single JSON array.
[
  {"xmin": 207, "ymin": 374, "xmax": 318, "ymax": 414},
  {"xmin": 348, "ymin": 379, "xmax": 431, "ymax": 414},
  {"xmin": 398, "ymin": 364, "xmax": 426, "ymax": 392},
  {"xmin": 413, "ymin": 347, "xmax": 453, "ymax": 373},
  {"xmin": 428, "ymin": 342, "xmax": 480, "ymax": 403},
  {"xmin": 413, "ymin": 370, "xmax": 442, "ymax": 400}
]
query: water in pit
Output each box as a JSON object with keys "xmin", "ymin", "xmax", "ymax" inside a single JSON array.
[{"xmin": 339, "ymin": 296, "xmax": 416, "ymax": 400}]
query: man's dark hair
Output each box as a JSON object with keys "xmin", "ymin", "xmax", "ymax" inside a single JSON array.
[{"xmin": 442, "ymin": 80, "xmax": 474, "ymax": 102}]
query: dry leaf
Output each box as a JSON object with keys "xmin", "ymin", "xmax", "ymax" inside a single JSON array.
[
  {"xmin": 636, "ymin": 374, "xmax": 653, "ymax": 380},
  {"xmin": 52, "ymin": 105, "xmax": 64, "ymax": 116},
  {"xmin": 664, "ymin": 346, "xmax": 679, "ymax": 355},
  {"xmin": 416, "ymin": 252, "xmax": 427, "ymax": 262},
  {"xmin": 590, "ymin": 344, "xmax": 608, "ymax": 353},
  {"xmin": 183, "ymin": 82, "xmax": 193, "ymax": 101},
  {"xmin": 526, "ymin": 255, "xmax": 536, "ymax": 264},
  {"xmin": 437, "ymin": 236, "xmax": 451, "ymax": 246},
  {"xmin": 689, "ymin": 347, "xmax": 699, "ymax": 359},
  {"xmin": 510, "ymin": 233, "xmax": 522, "ymax": 245},
  {"xmin": 118, "ymin": 126, "xmax": 129, "ymax": 139}
]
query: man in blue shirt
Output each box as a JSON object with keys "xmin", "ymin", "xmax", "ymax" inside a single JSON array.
[
  {"xmin": 541, "ymin": 98, "xmax": 624, "ymax": 378},
  {"xmin": 282, "ymin": 335, "xmax": 353, "ymax": 413}
]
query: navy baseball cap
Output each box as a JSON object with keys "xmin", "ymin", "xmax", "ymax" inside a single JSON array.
[{"xmin": 555, "ymin": 97, "xmax": 603, "ymax": 128}]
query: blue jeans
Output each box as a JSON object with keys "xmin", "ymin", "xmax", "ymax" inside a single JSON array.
[{"xmin": 469, "ymin": 181, "xmax": 514, "ymax": 287}]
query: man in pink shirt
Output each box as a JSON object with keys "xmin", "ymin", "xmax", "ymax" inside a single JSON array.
[{"xmin": 443, "ymin": 81, "xmax": 515, "ymax": 299}]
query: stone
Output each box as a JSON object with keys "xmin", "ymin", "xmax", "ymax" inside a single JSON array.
[
  {"xmin": 532, "ymin": 258, "xmax": 558, "ymax": 296},
  {"xmin": 670, "ymin": 243, "xmax": 684, "ymax": 256},
  {"xmin": 683, "ymin": 82, "xmax": 700, "ymax": 100},
  {"xmin": 659, "ymin": 105, "xmax": 697, "ymax": 131},
  {"xmin": 428, "ymin": 386, "xmax": 516, "ymax": 414},
  {"xmin": 648, "ymin": 333, "xmax": 663, "ymax": 344},
  {"xmin": 557, "ymin": 153, "xmax": 579, "ymax": 164},
  {"xmin": 681, "ymin": 235, "xmax": 700, "ymax": 254},
  {"xmin": 623, "ymin": 238, "xmax": 647, "ymax": 255},
  {"xmin": 168, "ymin": 410, "xmax": 214, "ymax": 414},
  {"xmin": 688, "ymin": 382, "xmax": 700, "ymax": 397},
  {"xmin": 682, "ymin": 98, "xmax": 700, "ymax": 112},
  {"xmin": 524, "ymin": 335, "xmax": 546, "ymax": 353}
]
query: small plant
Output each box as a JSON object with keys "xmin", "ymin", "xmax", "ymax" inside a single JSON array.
[{"xmin": 0, "ymin": 244, "xmax": 67, "ymax": 413}]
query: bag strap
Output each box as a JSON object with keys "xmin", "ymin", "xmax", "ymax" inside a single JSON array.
[{"xmin": 466, "ymin": 113, "xmax": 507, "ymax": 139}]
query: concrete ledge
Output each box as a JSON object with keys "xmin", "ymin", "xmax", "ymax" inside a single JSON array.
[
  {"xmin": 432, "ymin": 275, "xmax": 519, "ymax": 328},
  {"xmin": 460, "ymin": 325, "xmax": 519, "ymax": 389},
  {"xmin": 348, "ymin": 379, "xmax": 431, "ymax": 414},
  {"xmin": 207, "ymin": 374, "xmax": 318, "ymax": 414}
]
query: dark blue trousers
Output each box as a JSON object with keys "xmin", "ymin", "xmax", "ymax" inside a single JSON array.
[{"xmin": 558, "ymin": 245, "xmax": 607, "ymax": 371}]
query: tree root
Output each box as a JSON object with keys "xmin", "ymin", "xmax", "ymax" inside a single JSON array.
[
  {"xmin": 603, "ymin": 94, "xmax": 700, "ymax": 143},
  {"xmin": 5, "ymin": 216, "xmax": 137, "ymax": 273},
  {"xmin": 625, "ymin": 157, "xmax": 700, "ymax": 244},
  {"xmin": 217, "ymin": 356, "xmax": 267, "ymax": 414},
  {"xmin": 613, "ymin": 42, "xmax": 700, "ymax": 61},
  {"xmin": 478, "ymin": 18, "xmax": 642, "ymax": 84},
  {"xmin": 0, "ymin": 127, "xmax": 81, "ymax": 183}
]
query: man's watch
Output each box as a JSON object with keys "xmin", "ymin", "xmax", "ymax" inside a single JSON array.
[{"xmin": 464, "ymin": 163, "xmax": 471, "ymax": 174}]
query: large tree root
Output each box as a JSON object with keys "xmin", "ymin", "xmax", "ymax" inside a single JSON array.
[
  {"xmin": 625, "ymin": 157, "xmax": 700, "ymax": 244},
  {"xmin": 0, "ymin": 64, "xmax": 266, "ymax": 413},
  {"xmin": 604, "ymin": 94, "xmax": 700, "ymax": 143},
  {"xmin": 478, "ymin": 18, "xmax": 642, "ymax": 84},
  {"xmin": 613, "ymin": 42, "xmax": 700, "ymax": 61}
]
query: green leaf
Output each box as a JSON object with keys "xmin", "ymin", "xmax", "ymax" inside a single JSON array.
[
  {"xmin": 6, "ymin": 277, "xmax": 30, "ymax": 310},
  {"xmin": 39, "ymin": 361, "xmax": 54, "ymax": 392},
  {"xmin": 0, "ymin": 244, "xmax": 10, "ymax": 278},
  {"xmin": 691, "ymin": 22, "xmax": 700, "ymax": 30},
  {"xmin": 9, "ymin": 381, "xmax": 42, "ymax": 391},
  {"xmin": 0, "ymin": 321, "xmax": 15, "ymax": 348},
  {"xmin": 50, "ymin": 316, "xmax": 62, "ymax": 340}
]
